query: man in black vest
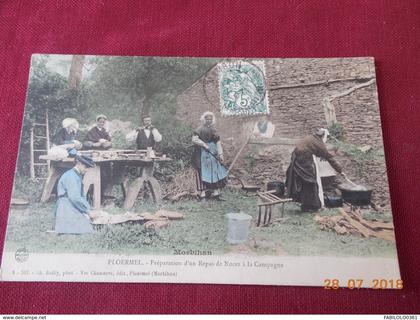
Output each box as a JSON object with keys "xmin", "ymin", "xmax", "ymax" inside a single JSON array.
[{"xmin": 135, "ymin": 114, "xmax": 162, "ymax": 150}]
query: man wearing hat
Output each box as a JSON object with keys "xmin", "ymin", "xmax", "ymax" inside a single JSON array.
[
  {"xmin": 83, "ymin": 114, "xmax": 112, "ymax": 150},
  {"xmin": 54, "ymin": 151, "xmax": 96, "ymax": 234},
  {"xmin": 285, "ymin": 128, "xmax": 345, "ymax": 212},
  {"xmin": 135, "ymin": 114, "xmax": 162, "ymax": 150}
]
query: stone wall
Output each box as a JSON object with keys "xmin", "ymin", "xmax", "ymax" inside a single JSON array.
[{"xmin": 176, "ymin": 58, "xmax": 391, "ymax": 210}]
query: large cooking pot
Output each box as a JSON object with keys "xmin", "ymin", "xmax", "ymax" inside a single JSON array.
[
  {"xmin": 338, "ymin": 185, "xmax": 373, "ymax": 206},
  {"xmin": 267, "ymin": 181, "xmax": 285, "ymax": 197}
]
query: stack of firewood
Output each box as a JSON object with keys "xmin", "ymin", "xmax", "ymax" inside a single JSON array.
[
  {"xmin": 141, "ymin": 209, "xmax": 184, "ymax": 231},
  {"xmin": 91, "ymin": 209, "xmax": 184, "ymax": 231},
  {"xmin": 314, "ymin": 207, "xmax": 395, "ymax": 242},
  {"xmin": 163, "ymin": 168, "xmax": 197, "ymax": 201}
]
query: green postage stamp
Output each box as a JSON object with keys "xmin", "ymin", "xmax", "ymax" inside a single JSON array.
[{"xmin": 218, "ymin": 60, "xmax": 269, "ymax": 116}]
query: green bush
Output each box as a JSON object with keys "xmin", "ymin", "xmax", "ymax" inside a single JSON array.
[
  {"xmin": 328, "ymin": 122, "xmax": 345, "ymax": 141},
  {"xmin": 12, "ymin": 174, "xmax": 45, "ymax": 202}
]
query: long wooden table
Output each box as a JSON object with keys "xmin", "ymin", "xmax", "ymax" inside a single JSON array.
[{"xmin": 40, "ymin": 150, "xmax": 170, "ymax": 210}]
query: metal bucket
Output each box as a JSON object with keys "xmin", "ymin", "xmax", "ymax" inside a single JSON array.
[{"xmin": 226, "ymin": 212, "xmax": 252, "ymax": 244}]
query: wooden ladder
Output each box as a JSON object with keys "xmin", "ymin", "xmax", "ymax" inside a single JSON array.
[{"xmin": 29, "ymin": 110, "xmax": 50, "ymax": 180}]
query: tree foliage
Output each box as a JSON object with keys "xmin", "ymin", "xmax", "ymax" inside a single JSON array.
[
  {"xmin": 86, "ymin": 56, "xmax": 216, "ymax": 166},
  {"xmin": 18, "ymin": 56, "xmax": 91, "ymax": 175},
  {"xmin": 89, "ymin": 56, "xmax": 216, "ymax": 119},
  {"xmin": 17, "ymin": 55, "xmax": 217, "ymax": 176}
]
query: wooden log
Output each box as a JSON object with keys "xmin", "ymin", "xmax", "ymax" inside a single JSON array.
[
  {"xmin": 339, "ymin": 208, "xmax": 374, "ymax": 238},
  {"xmin": 168, "ymin": 191, "xmax": 195, "ymax": 202},
  {"xmin": 356, "ymin": 216, "xmax": 394, "ymax": 231},
  {"xmin": 156, "ymin": 209, "xmax": 184, "ymax": 220},
  {"xmin": 374, "ymin": 229, "xmax": 396, "ymax": 242},
  {"xmin": 140, "ymin": 213, "xmax": 167, "ymax": 221},
  {"xmin": 334, "ymin": 224, "xmax": 348, "ymax": 235}
]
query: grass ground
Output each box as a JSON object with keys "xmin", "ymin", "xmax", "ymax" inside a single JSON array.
[{"xmin": 4, "ymin": 188, "xmax": 397, "ymax": 258}]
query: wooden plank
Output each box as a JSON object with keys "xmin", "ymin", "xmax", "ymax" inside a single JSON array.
[
  {"xmin": 257, "ymin": 199, "xmax": 293, "ymax": 206},
  {"xmin": 374, "ymin": 229, "xmax": 395, "ymax": 242},
  {"xmin": 265, "ymin": 194, "xmax": 280, "ymax": 201},
  {"xmin": 249, "ymin": 137, "xmax": 300, "ymax": 146},
  {"xmin": 268, "ymin": 76, "xmax": 375, "ymax": 90},
  {"xmin": 339, "ymin": 208, "xmax": 374, "ymax": 238},
  {"xmin": 257, "ymin": 193, "xmax": 275, "ymax": 203},
  {"xmin": 356, "ymin": 216, "xmax": 394, "ymax": 231}
]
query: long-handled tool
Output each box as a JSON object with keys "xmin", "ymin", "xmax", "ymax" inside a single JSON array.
[
  {"xmin": 342, "ymin": 173, "xmax": 358, "ymax": 187},
  {"xmin": 341, "ymin": 173, "xmax": 367, "ymax": 191},
  {"xmin": 226, "ymin": 136, "xmax": 260, "ymax": 192},
  {"xmin": 227, "ymin": 136, "xmax": 251, "ymax": 174},
  {"xmin": 200, "ymin": 136, "xmax": 259, "ymax": 192}
]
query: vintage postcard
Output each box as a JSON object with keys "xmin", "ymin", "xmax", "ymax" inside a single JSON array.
[{"xmin": 1, "ymin": 55, "xmax": 401, "ymax": 288}]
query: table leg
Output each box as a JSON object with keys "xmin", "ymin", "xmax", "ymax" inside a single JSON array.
[
  {"xmin": 83, "ymin": 166, "xmax": 101, "ymax": 210},
  {"xmin": 110, "ymin": 163, "xmax": 127, "ymax": 197},
  {"xmin": 123, "ymin": 177, "xmax": 145, "ymax": 210},
  {"xmin": 41, "ymin": 165, "xmax": 61, "ymax": 202},
  {"xmin": 122, "ymin": 161, "xmax": 164, "ymax": 210},
  {"xmin": 148, "ymin": 177, "xmax": 162, "ymax": 206}
]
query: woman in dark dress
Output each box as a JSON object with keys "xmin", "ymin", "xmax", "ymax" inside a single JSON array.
[
  {"xmin": 286, "ymin": 129, "xmax": 345, "ymax": 212},
  {"xmin": 83, "ymin": 114, "xmax": 112, "ymax": 150},
  {"xmin": 52, "ymin": 118, "xmax": 82, "ymax": 149}
]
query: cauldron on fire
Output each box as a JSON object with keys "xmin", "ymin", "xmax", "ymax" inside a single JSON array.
[{"xmin": 338, "ymin": 184, "xmax": 373, "ymax": 206}]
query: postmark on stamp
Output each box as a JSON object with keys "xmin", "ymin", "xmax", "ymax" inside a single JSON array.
[{"xmin": 218, "ymin": 60, "xmax": 269, "ymax": 116}]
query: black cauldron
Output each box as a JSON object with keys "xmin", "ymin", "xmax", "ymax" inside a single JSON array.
[
  {"xmin": 267, "ymin": 181, "xmax": 285, "ymax": 197},
  {"xmin": 338, "ymin": 185, "xmax": 373, "ymax": 206}
]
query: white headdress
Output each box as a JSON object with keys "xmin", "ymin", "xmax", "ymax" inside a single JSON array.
[
  {"xmin": 316, "ymin": 128, "xmax": 330, "ymax": 143},
  {"xmin": 200, "ymin": 111, "xmax": 216, "ymax": 125},
  {"xmin": 96, "ymin": 114, "xmax": 108, "ymax": 121},
  {"xmin": 62, "ymin": 118, "xmax": 79, "ymax": 130}
]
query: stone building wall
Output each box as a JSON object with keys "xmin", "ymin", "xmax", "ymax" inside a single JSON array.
[{"xmin": 176, "ymin": 58, "xmax": 391, "ymax": 210}]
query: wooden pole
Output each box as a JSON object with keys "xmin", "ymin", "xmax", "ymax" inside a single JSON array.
[
  {"xmin": 30, "ymin": 126, "xmax": 35, "ymax": 179},
  {"xmin": 227, "ymin": 136, "xmax": 251, "ymax": 174},
  {"xmin": 45, "ymin": 110, "xmax": 50, "ymax": 170}
]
